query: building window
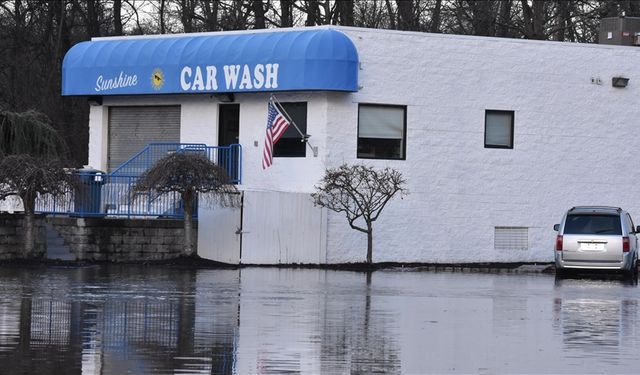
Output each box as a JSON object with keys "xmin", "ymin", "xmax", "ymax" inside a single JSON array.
[
  {"xmin": 358, "ymin": 104, "xmax": 406, "ymax": 160},
  {"xmin": 485, "ymin": 110, "xmax": 514, "ymax": 149},
  {"xmin": 494, "ymin": 227, "xmax": 529, "ymax": 251},
  {"xmin": 274, "ymin": 102, "xmax": 307, "ymax": 157}
]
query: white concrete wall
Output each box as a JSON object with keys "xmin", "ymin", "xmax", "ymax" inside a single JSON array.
[
  {"xmin": 86, "ymin": 26, "xmax": 640, "ymax": 264},
  {"xmin": 322, "ymin": 27, "xmax": 640, "ymax": 263}
]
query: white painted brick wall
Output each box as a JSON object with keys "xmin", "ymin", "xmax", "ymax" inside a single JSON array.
[{"xmin": 323, "ymin": 27, "xmax": 640, "ymax": 263}]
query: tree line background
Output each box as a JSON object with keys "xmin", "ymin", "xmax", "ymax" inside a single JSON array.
[{"xmin": 1, "ymin": 0, "xmax": 638, "ymax": 165}]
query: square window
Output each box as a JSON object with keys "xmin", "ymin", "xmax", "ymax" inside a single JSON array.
[
  {"xmin": 274, "ymin": 102, "xmax": 307, "ymax": 157},
  {"xmin": 485, "ymin": 110, "xmax": 514, "ymax": 149},
  {"xmin": 358, "ymin": 104, "xmax": 406, "ymax": 160}
]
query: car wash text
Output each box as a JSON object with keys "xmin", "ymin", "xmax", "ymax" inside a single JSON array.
[{"xmin": 180, "ymin": 64, "xmax": 279, "ymax": 92}]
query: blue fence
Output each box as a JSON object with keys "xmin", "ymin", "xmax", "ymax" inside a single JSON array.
[
  {"xmin": 35, "ymin": 143, "xmax": 242, "ymax": 218},
  {"xmin": 111, "ymin": 143, "xmax": 206, "ymax": 176}
]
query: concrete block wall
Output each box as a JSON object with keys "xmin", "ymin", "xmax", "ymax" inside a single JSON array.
[
  {"xmin": 48, "ymin": 217, "xmax": 195, "ymax": 262},
  {"xmin": 0, "ymin": 214, "xmax": 46, "ymax": 259}
]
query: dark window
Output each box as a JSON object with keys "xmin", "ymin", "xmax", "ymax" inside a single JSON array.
[
  {"xmin": 274, "ymin": 102, "xmax": 307, "ymax": 157},
  {"xmin": 564, "ymin": 214, "xmax": 622, "ymax": 235},
  {"xmin": 358, "ymin": 104, "xmax": 406, "ymax": 160},
  {"xmin": 485, "ymin": 110, "xmax": 514, "ymax": 149}
]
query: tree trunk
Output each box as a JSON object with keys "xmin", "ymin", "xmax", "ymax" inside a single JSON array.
[
  {"xmin": 521, "ymin": 0, "xmax": 545, "ymax": 39},
  {"xmin": 86, "ymin": 0, "xmax": 100, "ymax": 38},
  {"xmin": 281, "ymin": 0, "xmax": 293, "ymax": 27},
  {"xmin": 180, "ymin": 0, "xmax": 194, "ymax": 33},
  {"xmin": 532, "ymin": 0, "xmax": 545, "ymax": 40},
  {"xmin": 471, "ymin": 0, "xmax": 496, "ymax": 36},
  {"xmin": 203, "ymin": 0, "xmax": 219, "ymax": 31},
  {"xmin": 22, "ymin": 196, "xmax": 36, "ymax": 258},
  {"xmin": 160, "ymin": 0, "xmax": 166, "ymax": 34},
  {"xmin": 252, "ymin": 0, "xmax": 266, "ymax": 29},
  {"xmin": 305, "ymin": 0, "xmax": 319, "ymax": 26},
  {"xmin": 366, "ymin": 224, "xmax": 373, "ymax": 264},
  {"xmin": 496, "ymin": 0, "xmax": 512, "ymax": 37},
  {"xmin": 396, "ymin": 0, "xmax": 415, "ymax": 30},
  {"xmin": 385, "ymin": 0, "xmax": 396, "ymax": 29},
  {"xmin": 113, "ymin": 0, "xmax": 122, "ymax": 35},
  {"xmin": 182, "ymin": 190, "xmax": 195, "ymax": 256},
  {"xmin": 336, "ymin": 0, "xmax": 354, "ymax": 26},
  {"xmin": 429, "ymin": 0, "xmax": 442, "ymax": 33}
]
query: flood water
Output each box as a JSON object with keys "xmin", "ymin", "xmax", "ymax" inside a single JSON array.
[{"xmin": 0, "ymin": 266, "xmax": 639, "ymax": 374}]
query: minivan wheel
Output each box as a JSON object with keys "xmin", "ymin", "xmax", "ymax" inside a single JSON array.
[
  {"xmin": 623, "ymin": 263, "xmax": 638, "ymax": 280},
  {"xmin": 555, "ymin": 267, "xmax": 567, "ymax": 278}
]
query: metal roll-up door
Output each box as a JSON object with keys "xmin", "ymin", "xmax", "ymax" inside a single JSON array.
[{"xmin": 108, "ymin": 106, "xmax": 181, "ymax": 172}]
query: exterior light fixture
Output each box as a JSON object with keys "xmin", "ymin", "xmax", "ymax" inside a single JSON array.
[
  {"xmin": 213, "ymin": 93, "xmax": 235, "ymax": 102},
  {"xmin": 612, "ymin": 76, "xmax": 630, "ymax": 88}
]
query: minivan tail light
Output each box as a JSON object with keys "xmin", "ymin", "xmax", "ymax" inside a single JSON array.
[
  {"xmin": 556, "ymin": 235, "xmax": 563, "ymax": 251},
  {"xmin": 623, "ymin": 237, "xmax": 630, "ymax": 253}
]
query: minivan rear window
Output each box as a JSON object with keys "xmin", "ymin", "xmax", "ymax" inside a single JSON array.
[{"xmin": 564, "ymin": 214, "xmax": 622, "ymax": 235}]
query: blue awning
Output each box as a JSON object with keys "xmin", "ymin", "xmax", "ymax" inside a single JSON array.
[{"xmin": 62, "ymin": 28, "xmax": 359, "ymax": 96}]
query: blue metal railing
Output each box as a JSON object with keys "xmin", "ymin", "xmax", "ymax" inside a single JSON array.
[
  {"xmin": 111, "ymin": 143, "xmax": 208, "ymax": 176},
  {"xmin": 36, "ymin": 173, "xmax": 191, "ymax": 218},
  {"xmin": 177, "ymin": 144, "xmax": 242, "ymax": 184},
  {"xmin": 35, "ymin": 143, "xmax": 242, "ymax": 218}
]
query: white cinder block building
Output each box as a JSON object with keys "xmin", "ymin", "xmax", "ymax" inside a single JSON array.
[{"xmin": 62, "ymin": 26, "xmax": 640, "ymax": 264}]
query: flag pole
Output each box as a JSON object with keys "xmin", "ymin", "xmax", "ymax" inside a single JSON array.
[{"xmin": 270, "ymin": 94, "xmax": 318, "ymax": 157}]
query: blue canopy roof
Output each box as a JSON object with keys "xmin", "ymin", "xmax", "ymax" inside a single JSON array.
[{"xmin": 62, "ymin": 28, "xmax": 359, "ymax": 96}]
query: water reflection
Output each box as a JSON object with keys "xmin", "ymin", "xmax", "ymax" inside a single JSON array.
[
  {"xmin": 0, "ymin": 266, "xmax": 639, "ymax": 373},
  {"xmin": 553, "ymin": 276, "xmax": 640, "ymax": 366}
]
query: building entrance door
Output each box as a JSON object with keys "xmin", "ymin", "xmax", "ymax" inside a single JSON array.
[
  {"xmin": 218, "ymin": 104, "xmax": 239, "ymax": 147},
  {"xmin": 217, "ymin": 104, "xmax": 240, "ymax": 178}
]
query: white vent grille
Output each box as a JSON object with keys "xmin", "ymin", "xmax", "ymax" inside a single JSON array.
[{"xmin": 494, "ymin": 227, "xmax": 529, "ymax": 250}]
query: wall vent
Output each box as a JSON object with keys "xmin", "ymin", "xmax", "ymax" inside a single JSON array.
[{"xmin": 494, "ymin": 227, "xmax": 529, "ymax": 251}]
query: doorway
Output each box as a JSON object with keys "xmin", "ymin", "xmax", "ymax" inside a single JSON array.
[
  {"xmin": 218, "ymin": 104, "xmax": 239, "ymax": 147},
  {"xmin": 218, "ymin": 104, "xmax": 240, "ymax": 178}
]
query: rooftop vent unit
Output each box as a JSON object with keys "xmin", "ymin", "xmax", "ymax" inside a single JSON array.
[{"xmin": 599, "ymin": 16, "xmax": 640, "ymax": 46}]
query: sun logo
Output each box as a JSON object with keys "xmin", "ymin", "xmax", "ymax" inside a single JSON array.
[{"xmin": 151, "ymin": 68, "xmax": 164, "ymax": 90}]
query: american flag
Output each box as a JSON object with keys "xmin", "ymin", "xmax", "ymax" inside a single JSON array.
[{"xmin": 262, "ymin": 98, "xmax": 290, "ymax": 169}]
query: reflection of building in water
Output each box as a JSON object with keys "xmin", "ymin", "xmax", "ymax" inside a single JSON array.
[
  {"xmin": 101, "ymin": 300, "xmax": 180, "ymax": 350},
  {"xmin": 235, "ymin": 269, "xmax": 401, "ymax": 374},
  {"xmin": 554, "ymin": 294, "xmax": 639, "ymax": 358},
  {"xmin": 0, "ymin": 267, "xmax": 241, "ymax": 374},
  {"xmin": 0, "ymin": 299, "xmax": 21, "ymax": 349},
  {"xmin": 31, "ymin": 299, "xmax": 72, "ymax": 346}
]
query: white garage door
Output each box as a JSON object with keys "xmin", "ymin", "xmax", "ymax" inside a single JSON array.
[{"xmin": 108, "ymin": 106, "xmax": 181, "ymax": 172}]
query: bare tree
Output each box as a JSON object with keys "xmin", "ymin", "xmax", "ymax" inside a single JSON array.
[
  {"xmin": 0, "ymin": 155, "xmax": 72, "ymax": 258},
  {"xmin": 0, "ymin": 110, "xmax": 72, "ymax": 258},
  {"xmin": 312, "ymin": 164, "xmax": 407, "ymax": 264},
  {"xmin": 134, "ymin": 152, "xmax": 239, "ymax": 257}
]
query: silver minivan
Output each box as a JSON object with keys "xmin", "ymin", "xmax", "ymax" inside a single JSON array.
[{"xmin": 554, "ymin": 206, "xmax": 639, "ymax": 277}]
